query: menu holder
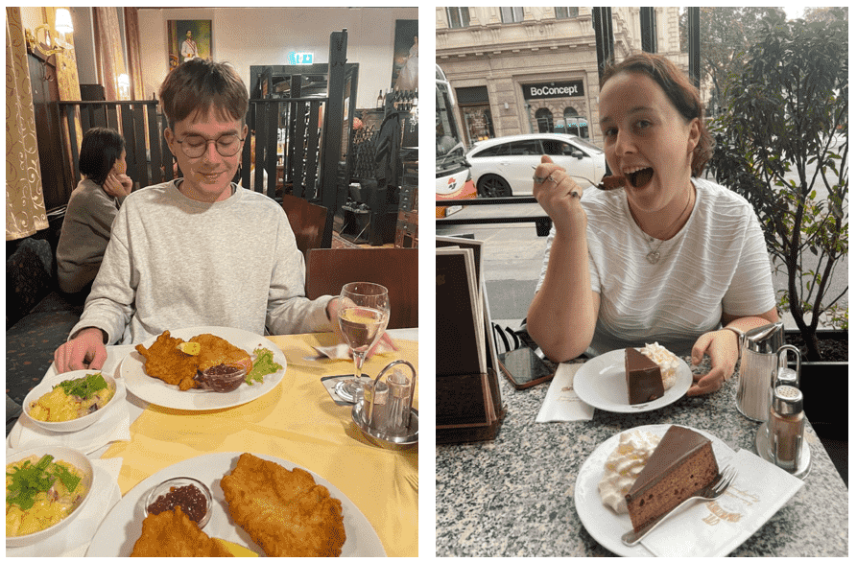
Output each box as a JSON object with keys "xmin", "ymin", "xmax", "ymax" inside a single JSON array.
[{"xmin": 436, "ymin": 241, "xmax": 505, "ymax": 444}]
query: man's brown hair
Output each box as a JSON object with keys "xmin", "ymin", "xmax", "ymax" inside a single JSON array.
[
  {"xmin": 600, "ymin": 52, "xmax": 713, "ymax": 177},
  {"xmin": 159, "ymin": 58, "xmax": 248, "ymax": 129}
]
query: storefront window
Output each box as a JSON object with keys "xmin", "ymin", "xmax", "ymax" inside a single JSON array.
[
  {"xmin": 462, "ymin": 105, "xmax": 495, "ymax": 146},
  {"xmin": 446, "ymin": 8, "xmax": 470, "ymax": 29},
  {"xmin": 535, "ymin": 108, "xmax": 554, "ymax": 133}
]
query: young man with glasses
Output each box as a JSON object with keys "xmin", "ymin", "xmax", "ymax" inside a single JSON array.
[{"xmin": 53, "ymin": 59, "xmax": 337, "ymax": 372}]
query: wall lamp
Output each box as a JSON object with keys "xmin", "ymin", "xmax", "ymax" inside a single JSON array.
[{"xmin": 31, "ymin": 8, "xmax": 74, "ymax": 57}]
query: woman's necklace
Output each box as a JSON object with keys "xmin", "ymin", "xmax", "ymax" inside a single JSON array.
[{"xmin": 638, "ymin": 186, "xmax": 694, "ymax": 264}]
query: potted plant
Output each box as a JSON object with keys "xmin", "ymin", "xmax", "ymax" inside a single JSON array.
[{"xmin": 708, "ymin": 10, "xmax": 848, "ymax": 438}]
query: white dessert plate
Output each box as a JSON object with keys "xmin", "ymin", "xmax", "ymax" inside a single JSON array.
[
  {"xmin": 119, "ymin": 326, "xmax": 286, "ymax": 411},
  {"xmin": 574, "ymin": 424, "xmax": 736, "ymax": 557},
  {"xmin": 573, "ymin": 348, "xmax": 693, "ymax": 413},
  {"xmin": 85, "ymin": 452, "xmax": 385, "ymax": 557}
]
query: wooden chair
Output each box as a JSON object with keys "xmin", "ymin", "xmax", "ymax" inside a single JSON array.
[
  {"xmin": 282, "ymin": 193, "xmax": 331, "ymax": 256},
  {"xmin": 306, "ymin": 248, "xmax": 418, "ymax": 329}
]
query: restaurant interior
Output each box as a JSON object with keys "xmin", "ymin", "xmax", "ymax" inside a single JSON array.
[{"xmin": 7, "ymin": 6, "xmax": 418, "ymax": 556}]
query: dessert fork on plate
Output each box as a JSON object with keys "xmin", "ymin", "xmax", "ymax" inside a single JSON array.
[{"xmin": 620, "ymin": 465, "xmax": 739, "ymax": 546}]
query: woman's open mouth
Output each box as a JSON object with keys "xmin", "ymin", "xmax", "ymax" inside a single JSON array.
[{"xmin": 624, "ymin": 167, "xmax": 654, "ymax": 189}]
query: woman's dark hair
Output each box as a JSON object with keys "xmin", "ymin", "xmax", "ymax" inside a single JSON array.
[
  {"xmin": 78, "ymin": 127, "xmax": 125, "ymax": 185},
  {"xmin": 600, "ymin": 53, "xmax": 713, "ymax": 176},
  {"xmin": 159, "ymin": 58, "xmax": 248, "ymax": 130}
]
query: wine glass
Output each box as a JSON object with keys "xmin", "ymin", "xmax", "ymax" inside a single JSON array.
[{"xmin": 334, "ymin": 282, "xmax": 390, "ymax": 403}]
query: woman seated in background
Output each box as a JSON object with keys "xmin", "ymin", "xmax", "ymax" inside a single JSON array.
[
  {"xmin": 527, "ymin": 53, "xmax": 779, "ymax": 396},
  {"xmin": 56, "ymin": 127, "xmax": 132, "ymax": 297}
]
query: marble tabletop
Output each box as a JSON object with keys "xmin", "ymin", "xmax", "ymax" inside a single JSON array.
[{"xmin": 435, "ymin": 356, "xmax": 848, "ymax": 557}]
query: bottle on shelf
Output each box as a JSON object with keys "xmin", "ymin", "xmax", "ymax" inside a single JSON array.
[{"xmin": 376, "ymin": 90, "xmax": 384, "ymax": 109}]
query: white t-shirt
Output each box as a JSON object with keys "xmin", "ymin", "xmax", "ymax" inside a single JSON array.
[{"xmin": 536, "ymin": 177, "xmax": 776, "ymax": 355}]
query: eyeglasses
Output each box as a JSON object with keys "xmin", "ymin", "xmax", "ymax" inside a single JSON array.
[{"xmin": 174, "ymin": 133, "xmax": 244, "ymax": 158}]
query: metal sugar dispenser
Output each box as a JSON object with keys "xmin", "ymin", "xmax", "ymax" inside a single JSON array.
[
  {"xmin": 735, "ymin": 322, "xmax": 784, "ymax": 421},
  {"xmin": 353, "ymin": 359, "xmax": 418, "ymax": 449}
]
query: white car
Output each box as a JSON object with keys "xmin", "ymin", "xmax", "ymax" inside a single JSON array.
[{"xmin": 465, "ymin": 133, "xmax": 607, "ymax": 197}]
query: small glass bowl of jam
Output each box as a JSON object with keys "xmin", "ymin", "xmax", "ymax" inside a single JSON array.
[{"xmin": 143, "ymin": 477, "xmax": 212, "ymax": 528}]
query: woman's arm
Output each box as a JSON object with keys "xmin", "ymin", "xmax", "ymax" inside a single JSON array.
[{"xmin": 526, "ymin": 156, "xmax": 598, "ymax": 362}]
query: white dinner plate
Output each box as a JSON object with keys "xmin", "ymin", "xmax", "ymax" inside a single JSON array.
[
  {"xmin": 574, "ymin": 424, "xmax": 736, "ymax": 557},
  {"xmin": 85, "ymin": 452, "xmax": 386, "ymax": 557},
  {"xmin": 573, "ymin": 348, "xmax": 693, "ymax": 413},
  {"xmin": 119, "ymin": 326, "xmax": 286, "ymax": 411}
]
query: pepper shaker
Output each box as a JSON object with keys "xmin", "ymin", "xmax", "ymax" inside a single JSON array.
[{"xmin": 768, "ymin": 385, "xmax": 805, "ymax": 471}]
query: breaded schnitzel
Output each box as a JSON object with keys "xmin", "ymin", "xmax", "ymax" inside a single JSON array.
[
  {"xmin": 135, "ymin": 331, "xmax": 252, "ymax": 392},
  {"xmin": 220, "ymin": 453, "xmax": 346, "ymax": 557},
  {"xmin": 130, "ymin": 506, "xmax": 233, "ymax": 557},
  {"xmin": 135, "ymin": 331, "xmax": 199, "ymax": 390}
]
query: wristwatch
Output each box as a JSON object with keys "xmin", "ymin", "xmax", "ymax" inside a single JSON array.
[{"xmin": 722, "ymin": 326, "xmax": 744, "ymax": 359}]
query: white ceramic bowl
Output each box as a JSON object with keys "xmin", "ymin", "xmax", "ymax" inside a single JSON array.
[
  {"xmin": 22, "ymin": 370, "xmax": 119, "ymax": 433},
  {"xmin": 141, "ymin": 477, "xmax": 213, "ymax": 528},
  {"xmin": 5, "ymin": 446, "xmax": 95, "ymax": 547}
]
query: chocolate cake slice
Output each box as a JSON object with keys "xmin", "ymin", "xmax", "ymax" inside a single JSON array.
[
  {"xmin": 625, "ymin": 425, "xmax": 719, "ymax": 533},
  {"xmin": 625, "ymin": 348, "xmax": 664, "ymax": 405}
]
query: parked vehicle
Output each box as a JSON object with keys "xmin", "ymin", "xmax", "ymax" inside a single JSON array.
[
  {"xmin": 466, "ymin": 133, "xmax": 606, "ymax": 197},
  {"xmin": 436, "ymin": 65, "xmax": 476, "ymax": 217}
]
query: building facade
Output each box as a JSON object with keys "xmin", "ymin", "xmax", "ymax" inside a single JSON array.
[{"xmin": 436, "ymin": 7, "xmax": 691, "ymax": 149}]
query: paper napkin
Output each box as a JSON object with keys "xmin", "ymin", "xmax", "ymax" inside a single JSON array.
[
  {"xmin": 7, "ymin": 458, "xmax": 123, "ymax": 557},
  {"xmin": 641, "ymin": 448, "xmax": 805, "ymax": 557},
  {"xmin": 536, "ymin": 362, "xmax": 595, "ymax": 422}
]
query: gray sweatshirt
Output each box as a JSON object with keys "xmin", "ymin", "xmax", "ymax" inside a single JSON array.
[{"xmin": 70, "ymin": 180, "xmax": 332, "ymax": 344}]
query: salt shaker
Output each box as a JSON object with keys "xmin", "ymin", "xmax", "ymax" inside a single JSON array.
[
  {"xmin": 382, "ymin": 368, "xmax": 413, "ymax": 438},
  {"xmin": 767, "ymin": 385, "xmax": 805, "ymax": 471},
  {"xmin": 362, "ymin": 380, "xmax": 389, "ymax": 429}
]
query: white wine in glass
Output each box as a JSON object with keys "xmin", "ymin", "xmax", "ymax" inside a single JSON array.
[{"xmin": 335, "ymin": 282, "xmax": 390, "ymax": 403}]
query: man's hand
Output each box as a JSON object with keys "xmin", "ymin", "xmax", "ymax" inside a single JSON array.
[
  {"xmin": 53, "ymin": 327, "xmax": 108, "ymax": 373},
  {"xmin": 687, "ymin": 329, "xmax": 741, "ymax": 396},
  {"xmin": 327, "ymin": 297, "xmax": 396, "ymax": 359}
]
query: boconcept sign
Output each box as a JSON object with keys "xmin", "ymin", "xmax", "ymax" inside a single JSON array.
[{"xmin": 523, "ymin": 80, "xmax": 585, "ymax": 100}]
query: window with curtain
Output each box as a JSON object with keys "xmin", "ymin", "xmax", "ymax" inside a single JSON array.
[
  {"xmin": 500, "ymin": 8, "xmax": 525, "ymax": 24},
  {"xmin": 446, "ymin": 7, "xmax": 470, "ymax": 29},
  {"xmin": 555, "ymin": 8, "xmax": 580, "ymax": 19}
]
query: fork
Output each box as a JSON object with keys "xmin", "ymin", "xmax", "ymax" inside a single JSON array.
[
  {"xmin": 621, "ymin": 465, "xmax": 739, "ymax": 546},
  {"xmin": 531, "ymin": 166, "xmax": 624, "ymax": 191}
]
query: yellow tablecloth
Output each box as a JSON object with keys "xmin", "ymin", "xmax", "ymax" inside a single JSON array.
[{"xmin": 102, "ymin": 332, "xmax": 418, "ymax": 557}]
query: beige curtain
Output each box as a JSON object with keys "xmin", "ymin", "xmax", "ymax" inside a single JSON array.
[
  {"xmin": 6, "ymin": 7, "xmax": 48, "ymax": 241},
  {"xmin": 93, "ymin": 7, "xmax": 127, "ymax": 101},
  {"xmin": 123, "ymin": 7, "xmax": 144, "ymax": 101}
]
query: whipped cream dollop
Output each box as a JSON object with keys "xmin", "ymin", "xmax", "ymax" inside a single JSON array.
[
  {"xmin": 640, "ymin": 342, "xmax": 679, "ymax": 390},
  {"xmin": 598, "ymin": 430, "xmax": 662, "ymax": 513}
]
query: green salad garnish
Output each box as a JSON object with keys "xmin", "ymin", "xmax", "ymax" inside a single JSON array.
[
  {"xmin": 247, "ymin": 347, "xmax": 282, "ymax": 385},
  {"xmin": 6, "ymin": 454, "xmax": 82, "ymax": 511},
  {"xmin": 57, "ymin": 373, "xmax": 107, "ymax": 400}
]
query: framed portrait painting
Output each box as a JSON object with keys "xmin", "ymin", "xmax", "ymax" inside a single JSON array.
[{"xmin": 167, "ymin": 20, "xmax": 212, "ymax": 70}]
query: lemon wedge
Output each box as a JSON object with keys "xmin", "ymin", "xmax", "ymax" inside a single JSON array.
[
  {"xmin": 176, "ymin": 342, "xmax": 201, "ymax": 356},
  {"xmin": 213, "ymin": 539, "xmax": 258, "ymax": 556}
]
